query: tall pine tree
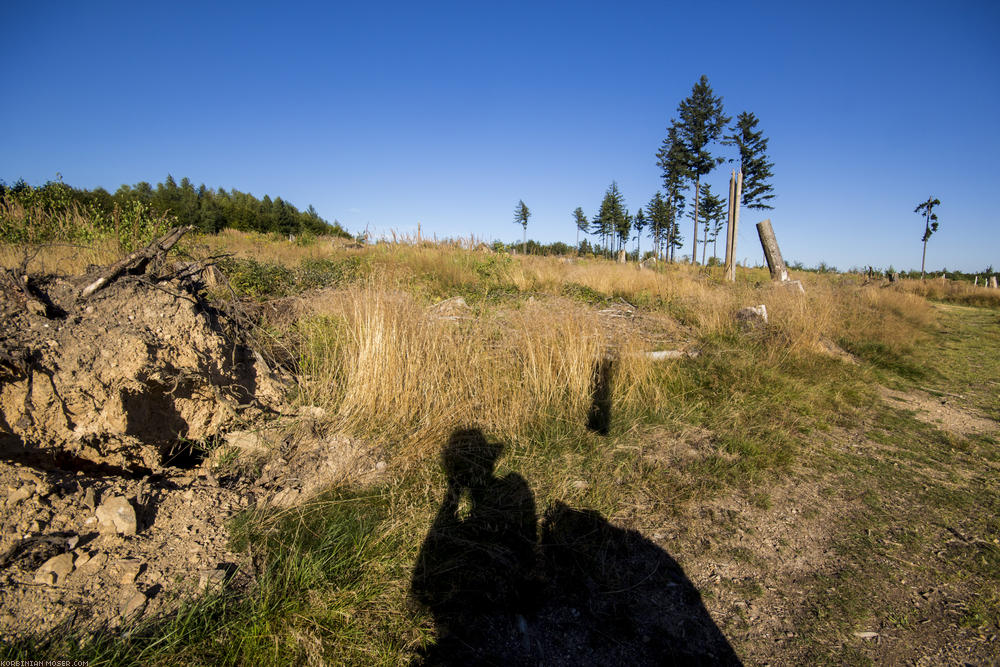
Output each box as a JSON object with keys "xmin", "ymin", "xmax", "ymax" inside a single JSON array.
[
  {"xmin": 725, "ymin": 111, "xmax": 775, "ymax": 210},
  {"xmin": 656, "ymin": 122, "xmax": 689, "ymax": 262},
  {"xmin": 674, "ymin": 76, "xmax": 729, "ymax": 264}
]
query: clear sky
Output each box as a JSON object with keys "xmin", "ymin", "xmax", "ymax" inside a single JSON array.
[{"xmin": 3, "ymin": 1, "xmax": 998, "ymax": 272}]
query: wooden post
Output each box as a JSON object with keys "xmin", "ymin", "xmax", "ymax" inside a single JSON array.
[
  {"xmin": 726, "ymin": 171, "xmax": 743, "ymax": 282},
  {"xmin": 755, "ymin": 219, "xmax": 788, "ymax": 282},
  {"xmin": 723, "ymin": 171, "xmax": 735, "ymax": 281}
]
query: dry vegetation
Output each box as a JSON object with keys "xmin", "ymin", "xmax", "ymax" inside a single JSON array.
[{"xmin": 1, "ymin": 229, "xmax": 997, "ymax": 665}]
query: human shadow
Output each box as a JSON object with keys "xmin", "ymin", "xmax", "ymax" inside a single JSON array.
[
  {"xmin": 410, "ymin": 429, "xmax": 741, "ymax": 666},
  {"xmin": 586, "ymin": 355, "xmax": 614, "ymax": 436},
  {"xmin": 410, "ymin": 429, "xmax": 537, "ymax": 631}
]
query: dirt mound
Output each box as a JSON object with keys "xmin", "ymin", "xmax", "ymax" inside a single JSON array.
[{"xmin": 0, "ymin": 270, "xmax": 282, "ymax": 472}]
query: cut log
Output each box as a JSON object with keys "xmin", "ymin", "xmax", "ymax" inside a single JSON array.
[
  {"xmin": 755, "ymin": 219, "xmax": 788, "ymax": 282},
  {"xmin": 79, "ymin": 226, "xmax": 192, "ymax": 300}
]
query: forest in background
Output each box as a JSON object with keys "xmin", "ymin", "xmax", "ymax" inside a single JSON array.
[{"xmin": 0, "ymin": 175, "xmax": 351, "ymax": 242}]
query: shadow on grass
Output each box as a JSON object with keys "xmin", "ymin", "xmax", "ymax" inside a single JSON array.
[{"xmin": 410, "ymin": 428, "xmax": 742, "ymax": 666}]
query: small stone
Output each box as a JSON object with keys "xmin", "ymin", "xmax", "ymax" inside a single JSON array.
[
  {"xmin": 120, "ymin": 589, "xmax": 147, "ymax": 621},
  {"xmin": 854, "ymin": 631, "xmax": 878, "ymax": 640},
  {"xmin": 571, "ymin": 480, "xmax": 589, "ymax": 490},
  {"xmin": 8, "ymin": 486, "xmax": 32, "ymax": 505},
  {"xmin": 28, "ymin": 520, "xmax": 42, "ymax": 534},
  {"xmin": 736, "ymin": 304, "xmax": 768, "ymax": 329},
  {"xmin": 34, "ymin": 552, "xmax": 75, "ymax": 585},
  {"xmin": 198, "ymin": 568, "xmax": 228, "ymax": 592},
  {"xmin": 224, "ymin": 430, "xmax": 269, "ymax": 456},
  {"xmin": 120, "ymin": 558, "xmax": 143, "ymax": 584},
  {"xmin": 75, "ymin": 551, "xmax": 92, "ymax": 568},
  {"xmin": 80, "ymin": 551, "xmax": 107, "ymax": 573},
  {"xmin": 82, "ymin": 487, "xmax": 96, "ymax": 511},
  {"xmin": 95, "ymin": 496, "xmax": 137, "ymax": 535},
  {"xmin": 375, "ymin": 461, "xmax": 387, "ymax": 472},
  {"xmin": 66, "ymin": 535, "xmax": 79, "ymax": 550}
]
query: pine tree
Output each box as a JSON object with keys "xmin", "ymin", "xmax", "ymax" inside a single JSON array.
[
  {"xmin": 616, "ymin": 209, "xmax": 632, "ymax": 255},
  {"xmin": 674, "ymin": 76, "xmax": 729, "ymax": 264},
  {"xmin": 598, "ymin": 182, "xmax": 626, "ymax": 256},
  {"xmin": 915, "ymin": 196, "xmax": 941, "ymax": 278},
  {"xmin": 657, "ymin": 121, "xmax": 690, "ymax": 261},
  {"xmin": 694, "ymin": 185, "xmax": 725, "ymax": 262},
  {"xmin": 725, "ymin": 111, "xmax": 775, "ymax": 210},
  {"xmin": 633, "ymin": 207, "xmax": 646, "ymax": 258},
  {"xmin": 514, "ymin": 200, "xmax": 530, "ymax": 254},
  {"xmin": 573, "ymin": 206, "xmax": 588, "ymax": 252},
  {"xmin": 646, "ymin": 192, "xmax": 668, "ymax": 260}
]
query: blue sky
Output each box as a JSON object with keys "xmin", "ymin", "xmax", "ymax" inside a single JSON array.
[{"xmin": 3, "ymin": 1, "xmax": 998, "ymax": 272}]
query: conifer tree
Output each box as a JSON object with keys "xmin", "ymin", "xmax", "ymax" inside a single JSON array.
[
  {"xmin": 598, "ymin": 182, "xmax": 626, "ymax": 256},
  {"xmin": 915, "ymin": 196, "xmax": 941, "ymax": 278},
  {"xmin": 573, "ymin": 206, "xmax": 588, "ymax": 252},
  {"xmin": 673, "ymin": 76, "xmax": 729, "ymax": 264},
  {"xmin": 514, "ymin": 200, "xmax": 530, "ymax": 254},
  {"xmin": 656, "ymin": 122, "xmax": 689, "ymax": 260},
  {"xmin": 633, "ymin": 207, "xmax": 646, "ymax": 258},
  {"xmin": 725, "ymin": 111, "xmax": 775, "ymax": 210}
]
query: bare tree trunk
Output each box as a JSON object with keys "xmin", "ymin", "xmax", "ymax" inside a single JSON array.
[
  {"xmin": 692, "ymin": 177, "xmax": 700, "ymax": 265},
  {"xmin": 920, "ymin": 238, "xmax": 928, "ymax": 279},
  {"xmin": 755, "ymin": 219, "xmax": 788, "ymax": 282},
  {"xmin": 725, "ymin": 171, "xmax": 742, "ymax": 282}
]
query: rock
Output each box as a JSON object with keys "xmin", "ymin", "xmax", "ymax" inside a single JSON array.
[
  {"xmin": 198, "ymin": 568, "xmax": 229, "ymax": 592},
  {"xmin": 375, "ymin": 460, "xmax": 387, "ymax": 472},
  {"xmin": 854, "ymin": 631, "xmax": 879, "ymax": 640},
  {"xmin": 571, "ymin": 480, "xmax": 589, "ymax": 490},
  {"xmin": 95, "ymin": 495, "xmax": 137, "ymax": 536},
  {"xmin": 82, "ymin": 487, "xmax": 96, "ymax": 511},
  {"xmin": 735, "ymin": 304, "xmax": 768, "ymax": 329},
  {"xmin": 8, "ymin": 485, "xmax": 32, "ymax": 505},
  {"xmin": 120, "ymin": 558, "xmax": 143, "ymax": 584},
  {"xmin": 120, "ymin": 589, "xmax": 147, "ymax": 621},
  {"xmin": 34, "ymin": 552, "xmax": 75, "ymax": 585},
  {"xmin": 224, "ymin": 430, "xmax": 269, "ymax": 456},
  {"xmin": 79, "ymin": 551, "xmax": 107, "ymax": 574},
  {"xmin": 66, "ymin": 535, "xmax": 79, "ymax": 550}
]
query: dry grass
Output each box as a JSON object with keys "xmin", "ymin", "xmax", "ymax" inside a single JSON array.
[
  {"xmin": 897, "ymin": 276, "xmax": 1000, "ymax": 308},
  {"xmin": 2, "ymin": 228, "xmax": 938, "ymax": 463},
  {"xmin": 294, "ymin": 282, "xmax": 658, "ymax": 461}
]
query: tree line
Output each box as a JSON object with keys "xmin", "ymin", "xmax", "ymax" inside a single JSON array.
[{"xmin": 0, "ymin": 175, "xmax": 350, "ymax": 239}]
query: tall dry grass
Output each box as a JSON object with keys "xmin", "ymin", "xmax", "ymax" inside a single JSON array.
[
  {"xmin": 293, "ymin": 282, "xmax": 658, "ymax": 461},
  {"xmin": 898, "ymin": 277, "xmax": 1000, "ymax": 308}
]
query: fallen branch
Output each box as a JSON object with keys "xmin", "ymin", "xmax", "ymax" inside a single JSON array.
[{"xmin": 78, "ymin": 226, "xmax": 192, "ymax": 300}]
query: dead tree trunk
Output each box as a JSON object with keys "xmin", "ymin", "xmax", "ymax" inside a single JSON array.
[
  {"xmin": 725, "ymin": 171, "xmax": 743, "ymax": 282},
  {"xmin": 755, "ymin": 219, "xmax": 788, "ymax": 282},
  {"xmin": 79, "ymin": 226, "xmax": 192, "ymax": 299}
]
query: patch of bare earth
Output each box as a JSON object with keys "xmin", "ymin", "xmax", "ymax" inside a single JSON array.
[
  {"xmin": 0, "ymin": 251, "xmax": 383, "ymax": 642},
  {"xmin": 879, "ymin": 386, "xmax": 998, "ymax": 437},
  {"xmin": 626, "ymin": 412, "xmax": 997, "ymax": 665}
]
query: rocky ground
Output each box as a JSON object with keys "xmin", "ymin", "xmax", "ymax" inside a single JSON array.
[{"xmin": 0, "ymin": 254, "xmax": 384, "ymax": 641}]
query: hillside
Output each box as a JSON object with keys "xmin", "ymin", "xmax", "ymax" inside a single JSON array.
[{"xmin": 1, "ymin": 230, "xmax": 998, "ymax": 665}]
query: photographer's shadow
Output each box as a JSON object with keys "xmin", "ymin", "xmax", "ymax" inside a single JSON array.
[{"xmin": 411, "ymin": 428, "xmax": 741, "ymax": 666}]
